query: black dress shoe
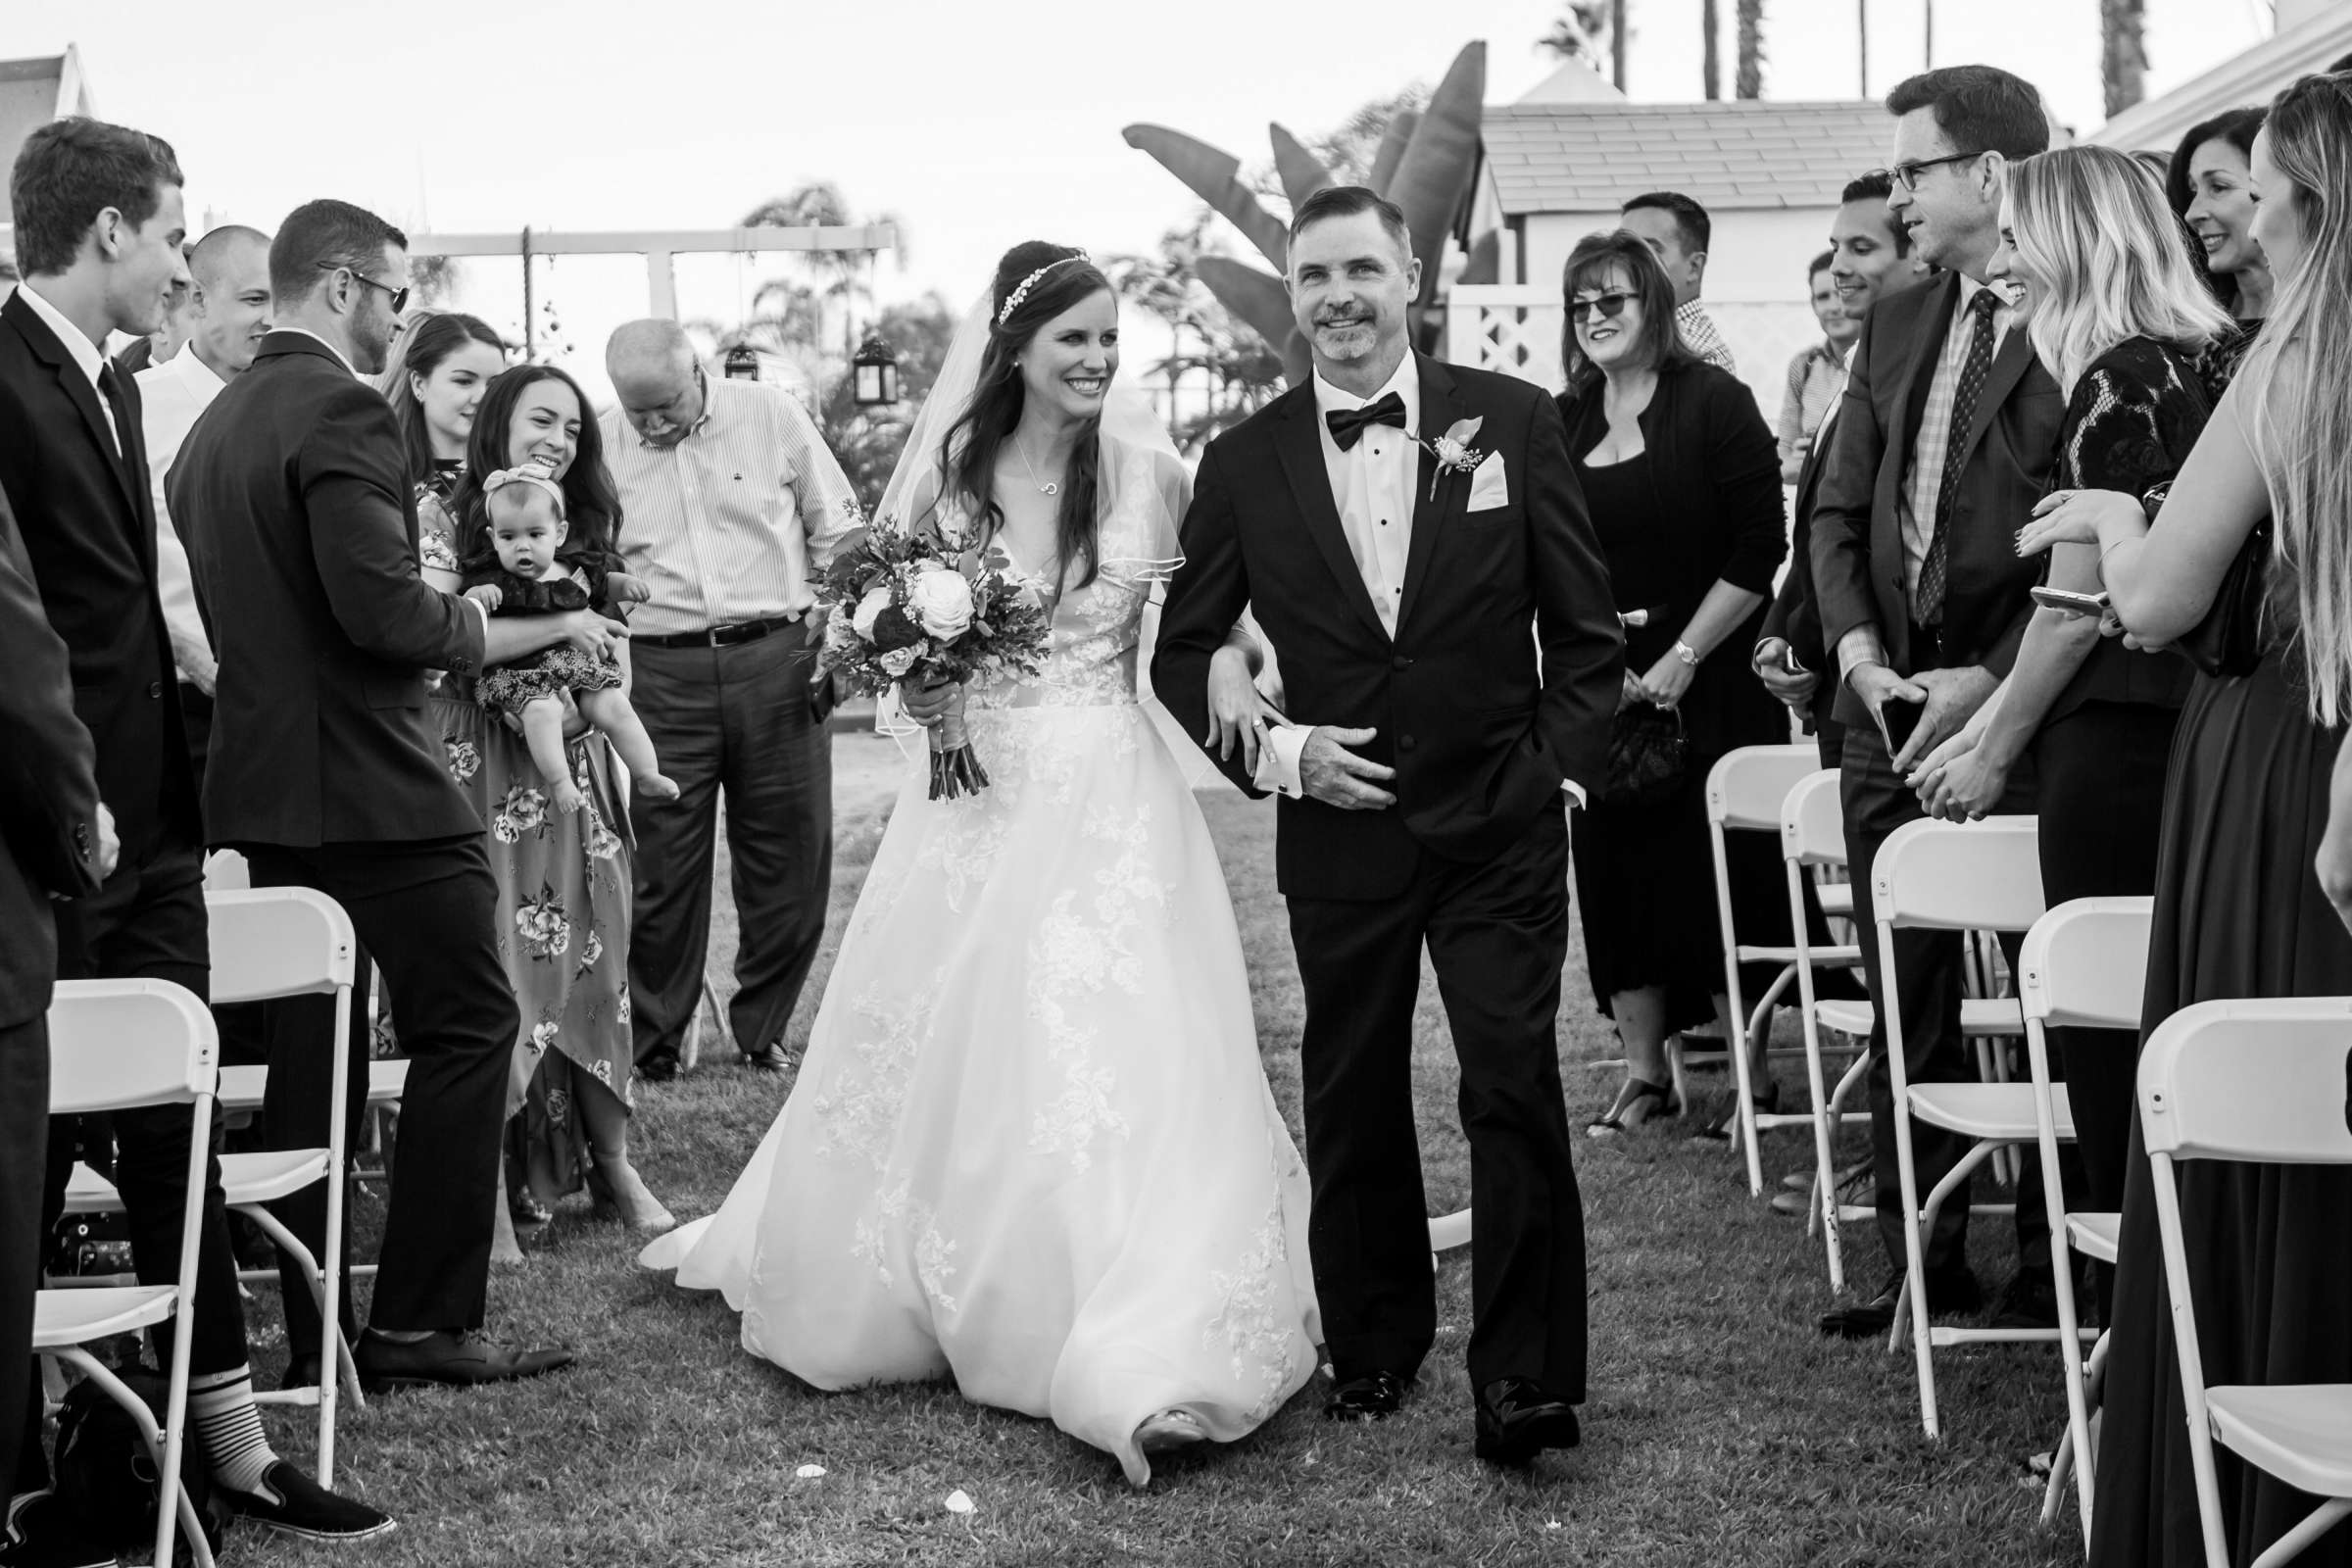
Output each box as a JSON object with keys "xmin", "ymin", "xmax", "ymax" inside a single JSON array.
[
  {"xmin": 0, "ymin": 1491, "xmax": 115, "ymax": 1568},
  {"xmin": 1818, "ymin": 1267, "xmax": 1983, "ymax": 1340},
  {"xmin": 739, "ymin": 1041, "xmax": 790, "ymax": 1072},
  {"xmin": 220, "ymin": 1461, "xmax": 396, "ymax": 1543},
  {"xmin": 1323, "ymin": 1370, "xmax": 1406, "ymax": 1421},
  {"xmin": 1989, "ymin": 1267, "xmax": 2059, "ymax": 1330},
  {"xmin": 355, "ymin": 1329, "xmax": 575, "ymax": 1392},
  {"xmin": 1474, "ymin": 1377, "xmax": 1582, "ymax": 1466},
  {"xmin": 635, "ymin": 1054, "xmax": 679, "ymax": 1084}
]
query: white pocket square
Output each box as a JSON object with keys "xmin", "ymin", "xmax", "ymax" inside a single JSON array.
[{"xmin": 1467, "ymin": 451, "xmax": 1510, "ymax": 512}]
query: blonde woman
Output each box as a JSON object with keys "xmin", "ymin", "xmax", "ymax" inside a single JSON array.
[
  {"xmin": 1909, "ymin": 146, "xmax": 2230, "ymax": 1314},
  {"xmin": 2019, "ymin": 77, "xmax": 2352, "ymax": 1567}
]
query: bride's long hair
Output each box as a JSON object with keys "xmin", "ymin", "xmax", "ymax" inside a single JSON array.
[
  {"xmin": 2004, "ymin": 145, "xmax": 2232, "ymax": 397},
  {"xmin": 2241, "ymin": 74, "xmax": 2352, "ymax": 723},
  {"xmin": 934, "ymin": 242, "xmax": 1113, "ymax": 591}
]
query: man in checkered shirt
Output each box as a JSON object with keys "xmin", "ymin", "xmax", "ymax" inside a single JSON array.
[{"xmin": 1619, "ymin": 190, "xmax": 1737, "ymax": 373}]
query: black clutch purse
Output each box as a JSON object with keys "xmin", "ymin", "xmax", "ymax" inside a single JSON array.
[
  {"xmin": 2151, "ymin": 480, "xmax": 2273, "ymax": 679},
  {"xmin": 1597, "ymin": 702, "xmax": 1689, "ymax": 808}
]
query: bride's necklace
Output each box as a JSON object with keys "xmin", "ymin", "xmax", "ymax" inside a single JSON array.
[{"xmin": 1014, "ymin": 435, "xmax": 1060, "ymax": 498}]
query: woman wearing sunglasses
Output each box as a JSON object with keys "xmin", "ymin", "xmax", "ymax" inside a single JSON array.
[{"xmin": 1555, "ymin": 230, "xmax": 1793, "ymax": 1138}]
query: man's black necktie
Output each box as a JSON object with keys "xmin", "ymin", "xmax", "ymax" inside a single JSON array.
[
  {"xmin": 1914, "ymin": 289, "xmax": 2001, "ymax": 628},
  {"xmin": 1326, "ymin": 391, "xmax": 1407, "ymax": 452}
]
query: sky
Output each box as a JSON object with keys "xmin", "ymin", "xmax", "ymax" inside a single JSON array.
[{"xmin": 7, "ymin": 0, "xmax": 2275, "ymax": 396}]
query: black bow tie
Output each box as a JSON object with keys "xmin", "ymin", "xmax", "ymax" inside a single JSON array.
[{"xmin": 1326, "ymin": 391, "xmax": 1407, "ymax": 453}]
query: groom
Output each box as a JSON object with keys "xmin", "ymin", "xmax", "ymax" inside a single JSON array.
[{"xmin": 1154, "ymin": 186, "xmax": 1621, "ymax": 1464}]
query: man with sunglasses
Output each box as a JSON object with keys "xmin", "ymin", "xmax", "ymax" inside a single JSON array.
[
  {"xmin": 1807, "ymin": 65, "xmax": 2067, "ymax": 1340},
  {"xmin": 173, "ymin": 199, "xmax": 593, "ymax": 1410}
]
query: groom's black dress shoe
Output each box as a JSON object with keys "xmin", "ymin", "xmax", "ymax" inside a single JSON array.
[
  {"xmin": 355, "ymin": 1329, "xmax": 575, "ymax": 1392},
  {"xmin": 1473, "ymin": 1378, "xmax": 1582, "ymax": 1466},
  {"xmin": 1818, "ymin": 1266, "xmax": 1982, "ymax": 1340},
  {"xmin": 739, "ymin": 1041, "xmax": 790, "ymax": 1073},
  {"xmin": 1323, "ymin": 1370, "xmax": 1405, "ymax": 1421}
]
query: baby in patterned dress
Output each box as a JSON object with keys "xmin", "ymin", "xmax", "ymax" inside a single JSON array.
[{"xmin": 462, "ymin": 465, "xmax": 679, "ymax": 813}]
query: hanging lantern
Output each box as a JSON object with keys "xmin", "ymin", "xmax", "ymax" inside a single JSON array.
[
  {"xmin": 722, "ymin": 344, "xmax": 761, "ymax": 382},
  {"xmin": 852, "ymin": 335, "xmax": 901, "ymax": 407}
]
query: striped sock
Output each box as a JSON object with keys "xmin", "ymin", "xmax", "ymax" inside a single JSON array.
[{"xmin": 186, "ymin": 1365, "xmax": 279, "ymax": 1496}]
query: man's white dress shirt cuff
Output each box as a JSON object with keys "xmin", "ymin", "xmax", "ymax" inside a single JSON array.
[{"xmin": 1254, "ymin": 722, "xmax": 1311, "ymax": 798}]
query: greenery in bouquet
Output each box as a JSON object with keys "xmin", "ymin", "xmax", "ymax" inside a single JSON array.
[{"xmin": 813, "ymin": 527, "xmax": 1054, "ymax": 798}]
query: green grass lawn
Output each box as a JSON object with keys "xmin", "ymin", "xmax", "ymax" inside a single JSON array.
[{"xmin": 230, "ymin": 734, "xmax": 2081, "ymax": 1568}]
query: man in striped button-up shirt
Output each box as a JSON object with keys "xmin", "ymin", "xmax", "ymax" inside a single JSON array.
[{"xmin": 603, "ymin": 318, "xmax": 864, "ymax": 1079}]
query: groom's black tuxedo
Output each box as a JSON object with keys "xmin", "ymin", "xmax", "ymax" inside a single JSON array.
[
  {"xmin": 1155, "ymin": 354, "xmax": 1619, "ymax": 900},
  {"xmin": 1155, "ymin": 351, "xmax": 1620, "ymax": 1405}
]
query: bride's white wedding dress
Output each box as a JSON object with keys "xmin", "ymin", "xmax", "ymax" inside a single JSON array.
[{"xmin": 642, "ymin": 437, "xmax": 1320, "ymax": 1484}]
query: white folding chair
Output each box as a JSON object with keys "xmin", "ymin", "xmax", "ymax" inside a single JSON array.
[
  {"xmin": 36, "ymin": 980, "xmax": 220, "ymax": 1568},
  {"xmin": 2139, "ymin": 998, "xmax": 2352, "ymax": 1568},
  {"xmin": 2018, "ymin": 896, "xmax": 2151, "ymax": 1542},
  {"xmin": 1708, "ymin": 748, "xmax": 1867, "ymax": 1196},
  {"xmin": 1780, "ymin": 770, "xmax": 1873, "ymax": 1293},
  {"xmin": 61, "ymin": 888, "xmax": 366, "ymax": 1487},
  {"xmin": 1873, "ymin": 816, "xmax": 2058, "ymax": 1437}
]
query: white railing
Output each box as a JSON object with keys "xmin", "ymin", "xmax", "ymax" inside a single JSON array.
[{"xmin": 1446, "ymin": 285, "xmax": 1826, "ymax": 426}]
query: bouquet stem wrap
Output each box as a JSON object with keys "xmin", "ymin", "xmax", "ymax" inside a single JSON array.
[{"xmin": 926, "ymin": 683, "xmax": 990, "ymax": 801}]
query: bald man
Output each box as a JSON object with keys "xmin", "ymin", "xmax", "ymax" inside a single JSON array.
[
  {"xmin": 601, "ymin": 318, "xmax": 864, "ymax": 1079},
  {"xmin": 138, "ymin": 222, "xmax": 272, "ymax": 787}
]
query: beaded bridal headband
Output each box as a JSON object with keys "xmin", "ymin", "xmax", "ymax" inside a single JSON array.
[{"xmin": 997, "ymin": 253, "xmax": 1089, "ymax": 324}]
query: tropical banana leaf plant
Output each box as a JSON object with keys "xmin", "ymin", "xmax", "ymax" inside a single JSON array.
[{"xmin": 1122, "ymin": 40, "xmax": 1490, "ymax": 383}]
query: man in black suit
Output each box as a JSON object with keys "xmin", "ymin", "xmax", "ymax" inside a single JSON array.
[
  {"xmin": 1153, "ymin": 187, "xmax": 1621, "ymax": 1467},
  {"xmin": 172, "ymin": 198, "xmax": 593, "ymax": 1396},
  {"xmin": 1808, "ymin": 67, "xmax": 2067, "ymax": 1338},
  {"xmin": 0, "ymin": 480, "xmax": 113, "ymax": 1554},
  {"xmin": 2, "ymin": 119, "xmax": 388, "ymax": 1546},
  {"xmin": 1756, "ymin": 171, "xmax": 1928, "ymax": 767}
]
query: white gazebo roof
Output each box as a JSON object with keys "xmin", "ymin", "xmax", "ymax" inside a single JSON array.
[{"xmin": 1482, "ymin": 100, "xmax": 1889, "ymax": 216}]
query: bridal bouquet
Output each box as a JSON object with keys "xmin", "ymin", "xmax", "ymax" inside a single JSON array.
[{"xmin": 814, "ymin": 527, "xmax": 1053, "ymax": 800}]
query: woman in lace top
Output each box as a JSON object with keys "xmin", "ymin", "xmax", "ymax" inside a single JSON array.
[{"xmin": 1910, "ymin": 145, "xmax": 2232, "ymax": 1241}]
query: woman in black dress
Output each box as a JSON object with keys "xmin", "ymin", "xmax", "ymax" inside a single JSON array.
[
  {"xmin": 1555, "ymin": 231, "xmax": 1790, "ymax": 1136},
  {"xmin": 2021, "ymin": 77, "xmax": 2352, "ymax": 1567},
  {"xmin": 1911, "ymin": 146, "xmax": 2232, "ymax": 1273}
]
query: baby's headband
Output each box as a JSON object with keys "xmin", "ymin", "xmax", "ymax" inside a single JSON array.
[{"xmin": 484, "ymin": 464, "xmax": 567, "ymax": 518}]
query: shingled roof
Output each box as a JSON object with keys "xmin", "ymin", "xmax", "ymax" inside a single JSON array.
[{"xmin": 1483, "ymin": 100, "xmax": 1890, "ymax": 216}]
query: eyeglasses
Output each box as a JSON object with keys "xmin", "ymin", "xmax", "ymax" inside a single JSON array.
[
  {"xmin": 1873, "ymin": 151, "xmax": 1988, "ymax": 194},
  {"xmin": 318, "ymin": 262, "xmax": 410, "ymax": 315},
  {"xmin": 1568, "ymin": 293, "xmax": 1634, "ymax": 324}
]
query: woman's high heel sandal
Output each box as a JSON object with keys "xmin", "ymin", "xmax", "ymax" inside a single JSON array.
[
  {"xmin": 1135, "ymin": 1408, "xmax": 1208, "ymax": 1457},
  {"xmin": 1587, "ymin": 1076, "xmax": 1677, "ymax": 1139}
]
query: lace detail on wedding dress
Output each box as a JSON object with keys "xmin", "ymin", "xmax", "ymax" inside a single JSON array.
[
  {"xmin": 810, "ymin": 976, "xmax": 941, "ymax": 1170},
  {"xmin": 1023, "ymin": 803, "xmax": 1174, "ymax": 1169},
  {"xmin": 852, "ymin": 1178, "xmax": 962, "ymax": 1319},
  {"xmin": 1203, "ymin": 1191, "xmax": 1298, "ymax": 1426}
]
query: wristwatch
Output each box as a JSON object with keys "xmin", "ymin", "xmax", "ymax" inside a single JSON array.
[{"xmin": 1672, "ymin": 640, "xmax": 1700, "ymax": 667}]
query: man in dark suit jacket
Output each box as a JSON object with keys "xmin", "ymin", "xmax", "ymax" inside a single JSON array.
[
  {"xmin": 0, "ymin": 480, "xmax": 111, "ymax": 1532},
  {"xmin": 1755, "ymin": 172, "xmax": 1928, "ymax": 766},
  {"xmin": 172, "ymin": 198, "xmax": 595, "ymax": 1396},
  {"xmin": 1153, "ymin": 188, "xmax": 1621, "ymax": 1467},
  {"xmin": 1807, "ymin": 68, "xmax": 2067, "ymax": 1339}
]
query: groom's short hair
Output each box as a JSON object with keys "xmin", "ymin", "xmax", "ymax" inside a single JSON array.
[{"xmin": 1289, "ymin": 186, "xmax": 1411, "ymax": 266}]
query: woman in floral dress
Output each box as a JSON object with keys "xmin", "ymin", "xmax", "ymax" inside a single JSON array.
[{"xmin": 412, "ymin": 360, "xmax": 671, "ymax": 1237}]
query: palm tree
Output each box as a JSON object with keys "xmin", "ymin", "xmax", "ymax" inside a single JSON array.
[
  {"xmin": 1736, "ymin": 0, "xmax": 1765, "ymax": 98},
  {"xmin": 1702, "ymin": 0, "xmax": 1723, "ymax": 99},
  {"xmin": 1538, "ymin": 1, "xmax": 1627, "ymax": 90},
  {"xmin": 2102, "ymin": 0, "xmax": 2148, "ymax": 117},
  {"xmin": 738, "ymin": 181, "xmax": 906, "ymax": 359}
]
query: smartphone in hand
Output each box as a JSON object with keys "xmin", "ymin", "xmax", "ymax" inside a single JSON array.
[{"xmin": 1879, "ymin": 694, "xmax": 1924, "ymax": 757}]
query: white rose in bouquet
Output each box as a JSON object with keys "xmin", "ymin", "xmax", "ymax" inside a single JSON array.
[
  {"xmin": 851, "ymin": 585, "xmax": 895, "ymax": 642},
  {"xmin": 906, "ymin": 567, "xmax": 975, "ymax": 641},
  {"xmin": 878, "ymin": 645, "xmax": 923, "ymax": 678}
]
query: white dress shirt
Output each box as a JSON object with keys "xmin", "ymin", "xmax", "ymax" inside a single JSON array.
[
  {"xmin": 17, "ymin": 280, "xmax": 119, "ymax": 451},
  {"xmin": 601, "ymin": 376, "xmax": 864, "ymax": 636},
  {"xmin": 136, "ymin": 344, "xmax": 227, "ymax": 678}
]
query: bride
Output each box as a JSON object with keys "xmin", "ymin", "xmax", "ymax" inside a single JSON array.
[{"xmin": 642, "ymin": 242, "xmax": 1321, "ymax": 1484}]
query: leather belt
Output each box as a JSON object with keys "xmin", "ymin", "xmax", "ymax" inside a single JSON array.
[{"xmin": 633, "ymin": 614, "xmax": 804, "ymax": 650}]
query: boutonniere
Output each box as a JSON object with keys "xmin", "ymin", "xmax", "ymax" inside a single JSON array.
[{"xmin": 1417, "ymin": 416, "xmax": 1486, "ymax": 501}]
